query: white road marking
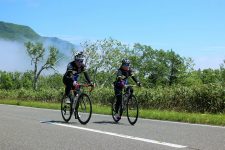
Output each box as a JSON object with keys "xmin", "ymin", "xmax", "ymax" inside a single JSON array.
[{"xmin": 44, "ymin": 121, "xmax": 187, "ymax": 149}]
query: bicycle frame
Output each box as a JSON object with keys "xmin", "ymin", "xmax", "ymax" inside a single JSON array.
[
  {"xmin": 70, "ymin": 83, "xmax": 94, "ymax": 111},
  {"xmin": 121, "ymin": 85, "xmax": 137, "ymax": 112}
]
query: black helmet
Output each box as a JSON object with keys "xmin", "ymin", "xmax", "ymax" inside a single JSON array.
[
  {"xmin": 122, "ymin": 58, "xmax": 130, "ymax": 65},
  {"xmin": 74, "ymin": 51, "xmax": 85, "ymax": 61}
]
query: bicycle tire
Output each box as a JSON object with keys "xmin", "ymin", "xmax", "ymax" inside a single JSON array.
[
  {"xmin": 127, "ymin": 95, "xmax": 138, "ymax": 125},
  {"xmin": 76, "ymin": 93, "xmax": 92, "ymax": 125},
  {"xmin": 111, "ymin": 96, "xmax": 122, "ymax": 122},
  {"xmin": 61, "ymin": 95, "xmax": 73, "ymax": 122}
]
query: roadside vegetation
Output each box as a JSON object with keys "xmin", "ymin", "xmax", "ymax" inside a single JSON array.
[{"xmin": 1, "ymin": 99, "xmax": 225, "ymax": 126}]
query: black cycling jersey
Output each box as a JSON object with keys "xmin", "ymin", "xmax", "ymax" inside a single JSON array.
[
  {"xmin": 63, "ymin": 61, "xmax": 91, "ymax": 83},
  {"xmin": 116, "ymin": 67, "xmax": 138, "ymax": 83}
]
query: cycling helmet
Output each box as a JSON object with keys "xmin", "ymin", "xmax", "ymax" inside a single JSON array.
[
  {"xmin": 122, "ymin": 58, "xmax": 130, "ymax": 65},
  {"xmin": 74, "ymin": 51, "xmax": 85, "ymax": 62}
]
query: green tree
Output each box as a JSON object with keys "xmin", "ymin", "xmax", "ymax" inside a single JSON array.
[
  {"xmin": 166, "ymin": 50, "xmax": 194, "ymax": 86},
  {"xmin": 38, "ymin": 73, "xmax": 63, "ymax": 90},
  {"xmin": 132, "ymin": 43, "xmax": 193, "ymax": 87},
  {"xmin": 220, "ymin": 60, "xmax": 225, "ymax": 86},
  {"xmin": 25, "ymin": 41, "xmax": 59, "ymax": 90},
  {"xmin": 74, "ymin": 38, "xmax": 127, "ymax": 87},
  {"xmin": 21, "ymin": 71, "xmax": 33, "ymax": 89},
  {"xmin": 0, "ymin": 71, "xmax": 13, "ymax": 90},
  {"xmin": 199, "ymin": 69, "xmax": 221, "ymax": 84}
]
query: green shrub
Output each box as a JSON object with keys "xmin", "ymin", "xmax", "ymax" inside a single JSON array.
[{"xmin": 0, "ymin": 84, "xmax": 224, "ymax": 113}]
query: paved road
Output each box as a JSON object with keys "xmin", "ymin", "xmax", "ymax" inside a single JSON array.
[{"xmin": 0, "ymin": 104, "xmax": 225, "ymax": 150}]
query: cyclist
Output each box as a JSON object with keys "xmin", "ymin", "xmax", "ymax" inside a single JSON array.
[
  {"xmin": 63, "ymin": 52, "xmax": 94, "ymax": 102},
  {"xmin": 113, "ymin": 58, "xmax": 141, "ymax": 120}
]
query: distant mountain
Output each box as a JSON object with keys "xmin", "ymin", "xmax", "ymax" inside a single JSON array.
[
  {"xmin": 0, "ymin": 21, "xmax": 75, "ymax": 54},
  {"xmin": 0, "ymin": 21, "xmax": 40, "ymax": 41}
]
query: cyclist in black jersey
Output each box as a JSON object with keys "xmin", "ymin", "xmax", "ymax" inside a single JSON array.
[
  {"xmin": 63, "ymin": 52, "xmax": 94, "ymax": 99},
  {"xmin": 113, "ymin": 58, "xmax": 141, "ymax": 120}
]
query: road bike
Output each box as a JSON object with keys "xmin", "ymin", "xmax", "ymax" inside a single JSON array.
[
  {"xmin": 112, "ymin": 85, "xmax": 139, "ymax": 125},
  {"xmin": 61, "ymin": 83, "xmax": 94, "ymax": 124}
]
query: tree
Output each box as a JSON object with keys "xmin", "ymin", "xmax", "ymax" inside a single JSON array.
[
  {"xmin": 25, "ymin": 41, "xmax": 59, "ymax": 90},
  {"xmin": 199, "ymin": 69, "xmax": 221, "ymax": 84},
  {"xmin": 0, "ymin": 71, "xmax": 13, "ymax": 90},
  {"xmin": 220, "ymin": 60, "xmax": 225, "ymax": 86},
  {"xmin": 73, "ymin": 38, "xmax": 127, "ymax": 87},
  {"xmin": 132, "ymin": 43, "xmax": 194, "ymax": 87}
]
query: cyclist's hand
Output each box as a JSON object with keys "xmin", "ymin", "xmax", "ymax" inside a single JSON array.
[
  {"xmin": 90, "ymin": 82, "xmax": 95, "ymax": 88},
  {"xmin": 137, "ymin": 82, "xmax": 141, "ymax": 87},
  {"xmin": 73, "ymin": 81, "xmax": 80, "ymax": 88}
]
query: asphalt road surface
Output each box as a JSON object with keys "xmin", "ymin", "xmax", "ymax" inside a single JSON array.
[{"xmin": 0, "ymin": 104, "xmax": 225, "ymax": 150}]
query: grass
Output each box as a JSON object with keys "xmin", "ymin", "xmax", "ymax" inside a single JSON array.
[
  {"xmin": 0, "ymin": 99, "xmax": 60, "ymax": 110},
  {"xmin": 1, "ymin": 99, "xmax": 225, "ymax": 126},
  {"xmin": 140, "ymin": 109, "xmax": 225, "ymax": 126}
]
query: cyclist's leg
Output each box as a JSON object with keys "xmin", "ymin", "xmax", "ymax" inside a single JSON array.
[
  {"xmin": 127, "ymin": 86, "xmax": 133, "ymax": 98},
  {"xmin": 114, "ymin": 87, "xmax": 122, "ymax": 114},
  {"xmin": 63, "ymin": 76, "xmax": 73, "ymax": 98}
]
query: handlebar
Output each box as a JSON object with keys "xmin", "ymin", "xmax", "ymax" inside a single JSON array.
[
  {"xmin": 124, "ymin": 84, "xmax": 137, "ymax": 87},
  {"xmin": 125, "ymin": 84, "xmax": 142, "ymax": 88},
  {"xmin": 76, "ymin": 83, "xmax": 95, "ymax": 92}
]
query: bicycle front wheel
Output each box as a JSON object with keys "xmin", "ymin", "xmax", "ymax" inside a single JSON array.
[
  {"xmin": 61, "ymin": 95, "xmax": 73, "ymax": 122},
  {"xmin": 76, "ymin": 93, "xmax": 92, "ymax": 125},
  {"xmin": 127, "ymin": 95, "xmax": 138, "ymax": 125}
]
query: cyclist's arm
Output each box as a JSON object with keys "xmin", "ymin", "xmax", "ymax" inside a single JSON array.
[
  {"xmin": 130, "ymin": 69, "xmax": 140, "ymax": 84},
  {"xmin": 116, "ymin": 69, "xmax": 123, "ymax": 81},
  {"xmin": 82, "ymin": 65, "xmax": 91, "ymax": 83},
  {"xmin": 65, "ymin": 63, "xmax": 74, "ymax": 79},
  {"xmin": 83, "ymin": 71, "xmax": 91, "ymax": 83}
]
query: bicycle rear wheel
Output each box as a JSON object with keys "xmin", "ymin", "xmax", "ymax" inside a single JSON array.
[
  {"xmin": 127, "ymin": 95, "xmax": 138, "ymax": 125},
  {"xmin": 76, "ymin": 93, "xmax": 92, "ymax": 125},
  {"xmin": 111, "ymin": 96, "xmax": 122, "ymax": 123},
  {"xmin": 61, "ymin": 95, "xmax": 73, "ymax": 122}
]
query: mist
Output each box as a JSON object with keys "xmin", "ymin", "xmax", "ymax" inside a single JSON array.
[
  {"xmin": 0, "ymin": 39, "xmax": 71, "ymax": 74},
  {"xmin": 0, "ymin": 40, "xmax": 32, "ymax": 72}
]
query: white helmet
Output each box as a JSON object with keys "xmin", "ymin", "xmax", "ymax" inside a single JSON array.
[
  {"xmin": 122, "ymin": 58, "xmax": 130, "ymax": 65},
  {"xmin": 74, "ymin": 51, "xmax": 85, "ymax": 62}
]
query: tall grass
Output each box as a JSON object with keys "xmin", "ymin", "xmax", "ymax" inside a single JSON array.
[{"xmin": 0, "ymin": 83, "xmax": 224, "ymax": 113}]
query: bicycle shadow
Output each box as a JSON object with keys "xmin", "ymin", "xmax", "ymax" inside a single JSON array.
[
  {"xmin": 92, "ymin": 120, "xmax": 129, "ymax": 126},
  {"xmin": 41, "ymin": 120, "xmax": 130, "ymax": 126},
  {"xmin": 40, "ymin": 120, "xmax": 79, "ymax": 125}
]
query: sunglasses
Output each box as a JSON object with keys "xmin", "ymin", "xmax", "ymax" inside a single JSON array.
[
  {"xmin": 76, "ymin": 59, "xmax": 84, "ymax": 63},
  {"xmin": 122, "ymin": 63, "xmax": 130, "ymax": 66}
]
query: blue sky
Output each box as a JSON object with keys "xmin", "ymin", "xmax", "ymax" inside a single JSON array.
[{"xmin": 0, "ymin": 0, "xmax": 225, "ymax": 69}]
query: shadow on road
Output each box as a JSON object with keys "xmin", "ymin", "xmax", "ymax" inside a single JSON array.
[
  {"xmin": 93, "ymin": 120, "xmax": 128, "ymax": 126},
  {"xmin": 41, "ymin": 120, "xmax": 130, "ymax": 126},
  {"xmin": 40, "ymin": 120, "xmax": 79, "ymax": 125}
]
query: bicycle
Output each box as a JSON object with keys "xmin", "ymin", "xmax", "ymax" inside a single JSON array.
[
  {"xmin": 61, "ymin": 83, "xmax": 94, "ymax": 124},
  {"xmin": 112, "ymin": 85, "xmax": 139, "ymax": 125}
]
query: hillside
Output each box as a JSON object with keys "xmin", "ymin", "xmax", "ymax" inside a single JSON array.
[
  {"xmin": 0, "ymin": 21, "xmax": 40, "ymax": 41},
  {"xmin": 0, "ymin": 21, "xmax": 75, "ymax": 53}
]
